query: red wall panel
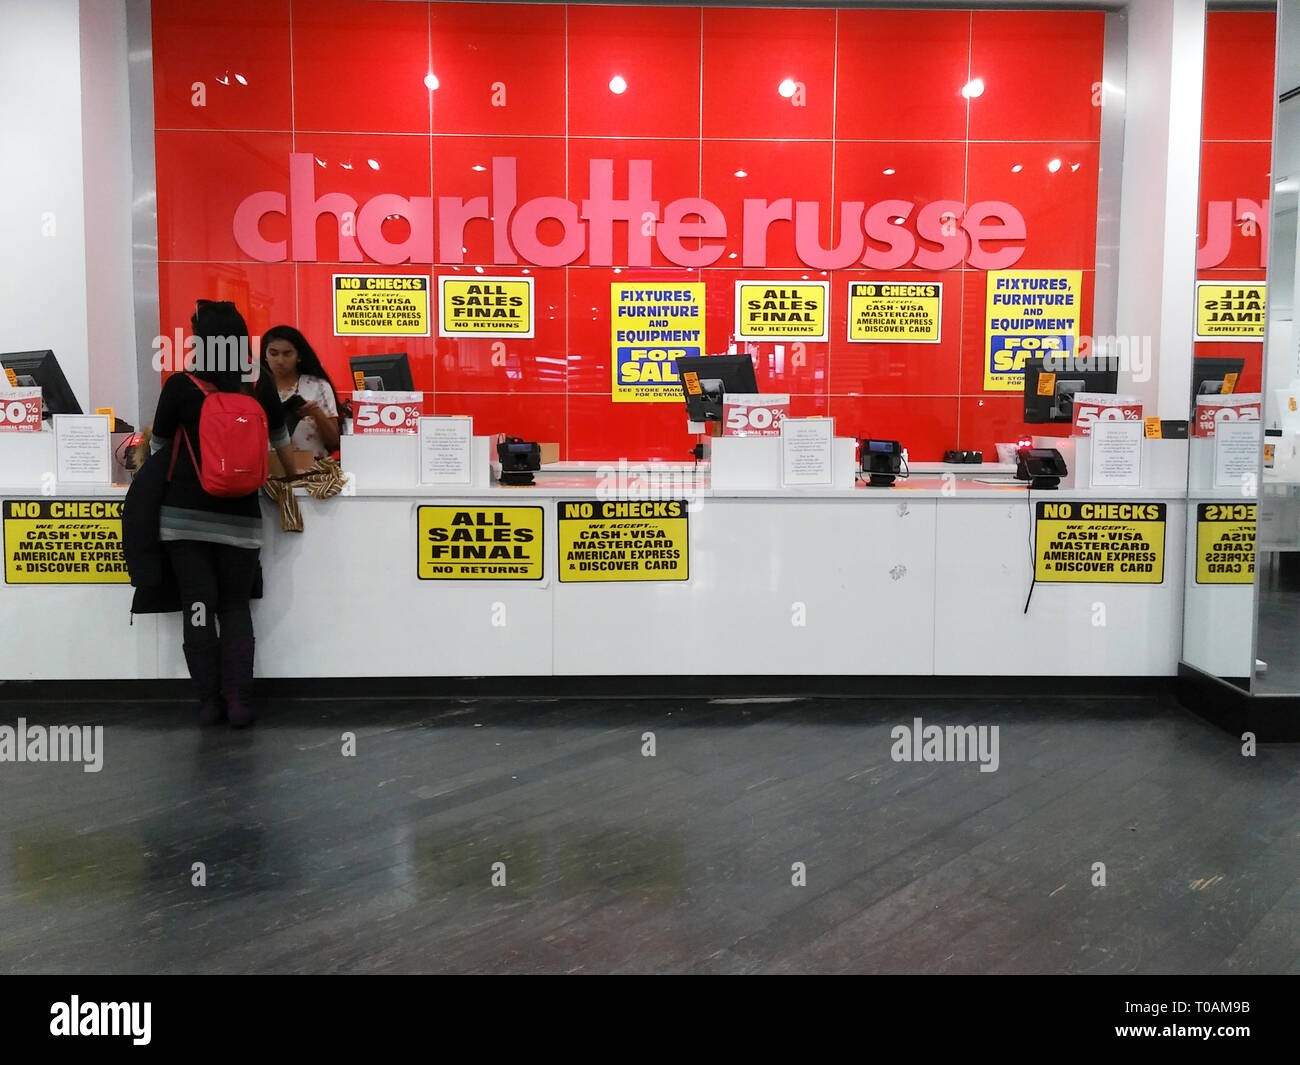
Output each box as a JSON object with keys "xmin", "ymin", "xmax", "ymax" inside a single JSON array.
[{"xmin": 152, "ymin": 2, "xmax": 1122, "ymax": 461}]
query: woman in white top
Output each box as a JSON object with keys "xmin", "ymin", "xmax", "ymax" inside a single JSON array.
[{"xmin": 258, "ymin": 325, "xmax": 341, "ymax": 458}]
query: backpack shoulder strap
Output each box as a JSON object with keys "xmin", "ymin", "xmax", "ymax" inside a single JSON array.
[
  {"xmin": 185, "ymin": 373, "xmax": 216, "ymax": 396},
  {"xmin": 166, "ymin": 429, "xmax": 201, "ymax": 481}
]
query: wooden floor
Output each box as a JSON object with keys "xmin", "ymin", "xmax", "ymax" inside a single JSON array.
[{"xmin": 0, "ymin": 692, "xmax": 1295, "ymax": 974}]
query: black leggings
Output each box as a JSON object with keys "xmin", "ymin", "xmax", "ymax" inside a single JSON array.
[{"xmin": 165, "ymin": 540, "xmax": 259, "ymax": 648}]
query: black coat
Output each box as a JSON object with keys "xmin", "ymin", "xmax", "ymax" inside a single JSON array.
[{"xmin": 121, "ymin": 441, "xmax": 262, "ymax": 615}]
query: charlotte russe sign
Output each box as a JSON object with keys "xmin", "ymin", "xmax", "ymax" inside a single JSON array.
[{"xmin": 233, "ymin": 154, "xmax": 1030, "ymax": 270}]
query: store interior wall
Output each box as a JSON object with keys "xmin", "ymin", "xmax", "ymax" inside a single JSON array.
[{"xmin": 0, "ymin": 0, "xmax": 92, "ymax": 414}]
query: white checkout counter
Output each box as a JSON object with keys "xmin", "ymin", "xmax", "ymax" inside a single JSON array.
[{"xmin": 0, "ymin": 428, "xmax": 1197, "ymax": 682}]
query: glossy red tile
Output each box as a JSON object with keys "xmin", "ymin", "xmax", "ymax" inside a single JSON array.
[
  {"xmin": 290, "ymin": 134, "xmax": 431, "ymax": 265},
  {"xmin": 432, "ymin": 136, "xmax": 566, "ymax": 266},
  {"xmin": 567, "ymin": 5, "xmax": 702, "ymax": 139},
  {"xmin": 294, "ymin": 263, "xmax": 438, "ymax": 394},
  {"xmin": 1202, "ymin": 11, "xmax": 1277, "ymax": 143},
  {"xmin": 702, "ymin": 6, "xmax": 836, "ymax": 140},
  {"xmin": 828, "ymin": 271, "xmax": 962, "ymax": 397},
  {"xmin": 432, "ymin": 265, "xmax": 565, "ymax": 393},
  {"xmin": 966, "ymin": 142, "xmax": 1100, "ymax": 270},
  {"xmin": 156, "ymin": 130, "xmax": 293, "ymax": 262},
  {"xmin": 433, "ymin": 392, "xmax": 566, "ymax": 452},
  {"xmin": 835, "ymin": 9, "xmax": 971, "ymax": 142},
  {"xmin": 969, "ymin": 11, "xmax": 1105, "ymax": 143},
  {"xmin": 958, "ymin": 395, "xmax": 1069, "ymax": 457},
  {"xmin": 701, "ymin": 139, "xmax": 834, "ymax": 270},
  {"xmin": 827, "ymin": 396, "xmax": 958, "ymax": 461},
  {"xmin": 157, "ymin": 262, "xmax": 298, "ymax": 370},
  {"xmin": 429, "ymin": 2, "xmax": 566, "ymax": 136},
  {"xmin": 291, "ymin": 0, "xmax": 430, "ymax": 134},
  {"xmin": 567, "ymin": 394, "xmax": 698, "ymax": 463},
  {"xmin": 1196, "ymin": 142, "xmax": 1273, "ymax": 272},
  {"xmin": 1192, "ymin": 341, "xmax": 1264, "ymax": 395},
  {"xmin": 835, "ymin": 141, "xmax": 969, "ymax": 270},
  {"xmin": 567, "ymin": 139, "xmax": 701, "ymax": 269},
  {"xmin": 152, "ymin": 0, "xmax": 292, "ymax": 131}
]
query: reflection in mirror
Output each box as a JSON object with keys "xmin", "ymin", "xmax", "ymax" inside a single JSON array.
[
  {"xmin": 1257, "ymin": 0, "xmax": 1300, "ymax": 694},
  {"xmin": 1182, "ymin": 5, "xmax": 1276, "ymax": 689}
]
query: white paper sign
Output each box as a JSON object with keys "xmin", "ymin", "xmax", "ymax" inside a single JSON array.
[
  {"xmin": 781, "ymin": 417, "xmax": 834, "ymax": 486},
  {"xmin": 1089, "ymin": 420, "xmax": 1143, "ymax": 487},
  {"xmin": 418, "ymin": 416, "xmax": 473, "ymax": 485},
  {"xmin": 54, "ymin": 414, "xmax": 111, "ymax": 484},
  {"xmin": 1213, "ymin": 421, "xmax": 1262, "ymax": 489}
]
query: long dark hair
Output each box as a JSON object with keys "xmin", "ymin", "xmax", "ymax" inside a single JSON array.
[
  {"xmin": 190, "ymin": 299, "xmax": 252, "ymax": 394},
  {"xmin": 257, "ymin": 325, "xmax": 342, "ymax": 414}
]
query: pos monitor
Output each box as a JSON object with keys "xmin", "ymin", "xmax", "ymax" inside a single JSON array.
[
  {"xmin": 0, "ymin": 350, "xmax": 82, "ymax": 417},
  {"xmin": 676, "ymin": 354, "xmax": 759, "ymax": 422},
  {"xmin": 1191, "ymin": 356, "xmax": 1245, "ymax": 398},
  {"xmin": 1022, "ymin": 355, "xmax": 1118, "ymax": 423},
  {"xmin": 349, "ymin": 353, "xmax": 414, "ymax": 392}
]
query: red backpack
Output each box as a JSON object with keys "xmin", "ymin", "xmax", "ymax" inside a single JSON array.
[{"xmin": 167, "ymin": 374, "xmax": 269, "ymax": 497}]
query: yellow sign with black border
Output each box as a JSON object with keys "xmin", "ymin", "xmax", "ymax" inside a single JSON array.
[
  {"xmin": 847, "ymin": 281, "xmax": 941, "ymax": 343},
  {"xmin": 1195, "ymin": 503, "xmax": 1255, "ymax": 584},
  {"xmin": 1033, "ymin": 500, "xmax": 1165, "ymax": 583},
  {"xmin": 558, "ymin": 499, "xmax": 689, "ymax": 582},
  {"xmin": 417, "ymin": 506, "xmax": 543, "ymax": 580},
  {"xmin": 735, "ymin": 282, "xmax": 828, "ymax": 342},
  {"xmin": 4, "ymin": 499, "xmax": 129, "ymax": 584},
  {"xmin": 333, "ymin": 274, "xmax": 430, "ymax": 336},
  {"xmin": 1195, "ymin": 281, "xmax": 1266, "ymax": 341},
  {"xmin": 438, "ymin": 276, "xmax": 534, "ymax": 337}
]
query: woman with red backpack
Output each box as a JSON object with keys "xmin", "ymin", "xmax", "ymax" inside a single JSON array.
[{"xmin": 147, "ymin": 300, "xmax": 306, "ymax": 727}]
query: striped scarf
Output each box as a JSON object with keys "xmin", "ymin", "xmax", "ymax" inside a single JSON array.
[{"xmin": 262, "ymin": 457, "xmax": 348, "ymax": 532}]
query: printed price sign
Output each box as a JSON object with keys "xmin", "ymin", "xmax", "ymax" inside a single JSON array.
[
  {"xmin": 722, "ymin": 393, "xmax": 789, "ymax": 437},
  {"xmin": 0, "ymin": 388, "xmax": 42, "ymax": 432},
  {"xmin": 351, "ymin": 390, "xmax": 422, "ymax": 435},
  {"xmin": 1194, "ymin": 393, "xmax": 1262, "ymax": 438},
  {"xmin": 1071, "ymin": 391, "xmax": 1143, "ymax": 436}
]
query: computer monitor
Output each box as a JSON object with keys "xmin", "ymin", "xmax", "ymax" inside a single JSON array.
[
  {"xmin": 0, "ymin": 350, "xmax": 82, "ymax": 417},
  {"xmin": 1191, "ymin": 356, "xmax": 1245, "ymax": 398},
  {"xmin": 1022, "ymin": 356, "xmax": 1119, "ymax": 423},
  {"xmin": 675, "ymin": 354, "xmax": 759, "ymax": 422},
  {"xmin": 349, "ymin": 353, "xmax": 414, "ymax": 392}
]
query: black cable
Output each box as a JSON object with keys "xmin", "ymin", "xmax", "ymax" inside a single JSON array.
[{"xmin": 1022, "ymin": 483, "xmax": 1037, "ymax": 614}]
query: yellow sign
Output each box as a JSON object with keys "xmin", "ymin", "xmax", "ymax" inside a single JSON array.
[
  {"xmin": 1195, "ymin": 282, "xmax": 1266, "ymax": 341},
  {"xmin": 333, "ymin": 274, "xmax": 430, "ymax": 336},
  {"xmin": 1036, "ymin": 372, "xmax": 1056, "ymax": 397},
  {"xmin": 1143, "ymin": 416, "xmax": 1162, "ymax": 439},
  {"xmin": 1195, "ymin": 503, "xmax": 1255, "ymax": 584},
  {"xmin": 1033, "ymin": 501, "xmax": 1165, "ymax": 583},
  {"xmin": 611, "ymin": 283, "xmax": 705, "ymax": 403},
  {"xmin": 985, "ymin": 270, "xmax": 1082, "ymax": 392},
  {"xmin": 736, "ymin": 282, "xmax": 828, "ymax": 341},
  {"xmin": 847, "ymin": 282, "xmax": 941, "ymax": 343},
  {"xmin": 3, "ymin": 367, "xmax": 16, "ymax": 387},
  {"xmin": 557, "ymin": 499, "xmax": 689, "ymax": 582},
  {"xmin": 4, "ymin": 499, "xmax": 129, "ymax": 584},
  {"xmin": 417, "ymin": 506, "xmax": 542, "ymax": 580},
  {"xmin": 95, "ymin": 407, "xmax": 115, "ymax": 427},
  {"xmin": 438, "ymin": 276, "xmax": 534, "ymax": 337}
]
